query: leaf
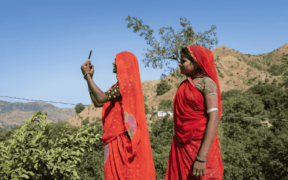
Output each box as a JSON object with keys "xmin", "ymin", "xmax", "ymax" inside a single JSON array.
[
  {"xmin": 19, "ymin": 174, "xmax": 29, "ymax": 179},
  {"xmin": 58, "ymin": 157, "xmax": 61, "ymax": 163}
]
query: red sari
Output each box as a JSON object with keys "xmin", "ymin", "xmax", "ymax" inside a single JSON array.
[
  {"xmin": 102, "ymin": 52, "xmax": 156, "ymax": 180},
  {"xmin": 165, "ymin": 45, "xmax": 223, "ymax": 180}
]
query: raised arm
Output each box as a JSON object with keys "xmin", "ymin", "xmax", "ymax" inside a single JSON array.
[
  {"xmin": 86, "ymin": 74, "xmax": 108, "ymax": 103},
  {"xmin": 81, "ymin": 60, "xmax": 109, "ymax": 105}
]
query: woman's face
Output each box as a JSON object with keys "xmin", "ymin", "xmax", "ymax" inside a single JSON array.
[
  {"xmin": 179, "ymin": 54, "xmax": 197, "ymax": 76},
  {"xmin": 112, "ymin": 58, "xmax": 117, "ymax": 73}
]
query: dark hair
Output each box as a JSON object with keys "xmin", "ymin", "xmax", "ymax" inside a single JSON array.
[
  {"xmin": 180, "ymin": 47, "xmax": 203, "ymax": 73},
  {"xmin": 180, "ymin": 47, "xmax": 194, "ymax": 63}
]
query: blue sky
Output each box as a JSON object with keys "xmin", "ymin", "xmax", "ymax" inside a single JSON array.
[{"xmin": 1, "ymin": 0, "xmax": 287, "ymax": 109}]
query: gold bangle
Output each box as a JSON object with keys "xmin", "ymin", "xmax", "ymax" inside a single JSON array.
[
  {"xmin": 84, "ymin": 72, "xmax": 92, "ymax": 80},
  {"xmin": 196, "ymin": 155, "xmax": 207, "ymax": 162}
]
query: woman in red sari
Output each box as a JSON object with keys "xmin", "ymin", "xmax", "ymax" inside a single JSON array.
[
  {"xmin": 165, "ymin": 45, "xmax": 224, "ymax": 180},
  {"xmin": 81, "ymin": 52, "xmax": 156, "ymax": 180}
]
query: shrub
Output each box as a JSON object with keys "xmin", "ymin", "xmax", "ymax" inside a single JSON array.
[
  {"xmin": 156, "ymin": 80, "xmax": 172, "ymax": 96},
  {"xmin": 0, "ymin": 111, "xmax": 101, "ymax": 179},
  {"xmin": 247, "ymin": 77, "xmax": 257, "ymax": 85},
  {"xmin": 158, "ymin": 99, "xmax": 173, "ymax": 111},
  {"xmin": 75, "ymin": 103, "xmax": 85, "ymax": 114},
  {"xmin": 82, "ymin": 117, "xmax": 90, "ymax": 126},
  {"xmin": 145, "ymin": 103, "xmax": 149, "ymax": 114},
  {"xmin": 143, "ymin": 95, "xmax": 148, "ymax": 102},
  {"xmin": 267, "ymin": 64, "xmax": 286, "ymax": 76}
]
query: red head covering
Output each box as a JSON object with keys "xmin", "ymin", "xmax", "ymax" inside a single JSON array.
[
  {"xmin": 186, "ymin": 45, "xmax": 222, "ymax": 119},
  {"xmin": 102, "ymin": 51, "xmax": 156, "ymax": 180}
]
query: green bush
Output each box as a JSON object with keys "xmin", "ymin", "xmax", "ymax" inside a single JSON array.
[
  {"xmin": 247, "ymin": 77, "xmax": 257, "ymax": 85},
  {"xmin": 82, "ymin": 117, "xmax": 90, "ymax": 127},
  {"xmin": 145, "ymin": 103, "xmax": 149, "ymax": 114},
  {"xmin": 0, "ymin": 111, "xmax": 101, "ymax": 179},
  {"xmin": 143, "ymin": 95, "xmax": 148, "ymax": 102},
  {"xmin": 158, "ymin": 99, "xmax": 173, "ymax": 111},
  {"xmin": 267, "ymin": 64, "xmax": 286, "ymax": 76},
  {"xmin": 149, "ymin": 115, "xmax": 174, "ymax": 179},
  {"xmin": 156, "ymin": 80, "xmax": 172, "ymax": 96},
  {"xmin": 75, "ymin": 103, "xmax": 85, "ymax": 114}
]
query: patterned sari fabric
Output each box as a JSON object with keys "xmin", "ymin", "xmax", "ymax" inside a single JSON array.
[
  {"xmin": 165, "ymin": 45, "xmax": 223, "ymax": 180},
  {"xmin": 102, "ymin": 52, "xmax": 156, "ymax": 180}
]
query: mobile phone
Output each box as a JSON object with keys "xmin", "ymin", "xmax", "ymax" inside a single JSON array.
[{"xmin": 88, "ymin": 50, "xmax": 92, "ymax": 65}]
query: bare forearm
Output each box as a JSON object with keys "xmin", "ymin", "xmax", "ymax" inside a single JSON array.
[
  {"xmin": 89, "ymin": 92, "xmax": 103, "ymax": 107},
  {"xmin": 88, "ymin": 86, "xmax": 102, "ymax": 106},
  {"xmin": 86, "ymin": 74, "xmax": 107, "ymax": 103},
  {"xmin": 197, "ymin": 112, "xmax": 219, "ymax": 159}
]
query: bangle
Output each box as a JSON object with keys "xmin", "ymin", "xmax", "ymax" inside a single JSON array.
[
  {"xmin": 207, "ymin": 108, "xmax": 218, "ymax": 113},
  {"xmin": 196, "ymin": 155, "xmax": 207, "ymax": 162},
  {"xmin": 84, "ymin": 72, "xmax": 92, "ymax": 80}
]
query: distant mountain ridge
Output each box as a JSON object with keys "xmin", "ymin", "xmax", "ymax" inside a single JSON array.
[{"xmin": 0, "ymin": 100, "xmax": 76, "ymax": 129}]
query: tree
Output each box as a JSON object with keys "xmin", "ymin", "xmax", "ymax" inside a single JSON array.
[
  {"xmin": 265, "ymin": 78, "xmax": 269, "ymax": 84},
  {"xmin": 75, "ymin": 103, "xmax": 85, "ymax": 114},
  {"xmin": 0, "ymin": 111, "xmax": 102, "ymax": 179},
  {"xmin": 158, "ymin": 99, "xmax": 173, "ymax": 111},
  {"xmin": 222, "ymin": 91, "xmax": 267, "ymax": 118},
  {"xmin": 156, "ymin": 80, "xmax": 172, "ymax": 96},
  {"xmin": 82, "ymin": 117, "xmax": 90, "ymax": 127},
  {"xmin": 149, "ymin": 115, "xmax": 174, "ymax": 179},
  {"xmin": 125, "ymin": 16, "xmax": 218, "ymax": 76},
  {"xmin": 144, "ymin": 103, "xmax": 149, "ymax": 114}
]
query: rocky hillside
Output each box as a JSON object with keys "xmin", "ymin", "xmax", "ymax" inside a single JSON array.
[
  {"xmin": 142, "ymin": 43, "xmax": 288, "ymax": 110},
  {"xmin": 0, "ymin": 101, "xmax": 75, "ymax": 129}
]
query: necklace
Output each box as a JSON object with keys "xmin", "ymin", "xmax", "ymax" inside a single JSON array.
[
  {"xmin": 191, "ymin": 73, "xmax": 204, "ymax": 80},
  {"xmin": 197, "ymin": 73, "xmax": 204, "ymax": 78}
]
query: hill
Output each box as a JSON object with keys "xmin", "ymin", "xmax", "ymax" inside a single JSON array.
[
  {"xmin": 0, "ymin": 100, "xmax": 75, "ymax": 129},
  {"xmin": 142, "ymin": 43, "xmax": 288, "ymax": 110}
]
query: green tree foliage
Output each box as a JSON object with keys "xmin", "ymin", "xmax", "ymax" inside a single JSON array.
[
  {"xmin": 125, "ymin": 16, "xmax": 218, "ymax": 75},
  {"xmin": 156, "ymin": 80, "xmax": 172, "ymax": 96},
  {"xmin": 75, "ymin": 103, "xmax": 85, "ymax": 114},
  {"xmin": 267, "ymin": 64, "xmax": 286, "ymax": 76},
  {"xmin": 280, "ymin": 53, "xmax": 288, "ymax": 67},
  {"xmin": 247, "ymin": 84, "xmax": 288, "ymax": 119},
  {"xmin": 145, "ymin": 103, "xmax": 149, "ymax": 114},
  {"xmin": 222, "ymin": 91, "xmax": 267, "ymax": 118},
  {"xmin": 143, "ymin": 95, "xmax": 148, "ymax": 102},
  {"xmin": 149, "ymin": 115, "xmax": 174, "ymax": 179},
  {"xmin": 158, "ymin": 99, "xmax": 173, "ymax": 111},
  {"xmin": 220, "ymin": 117, "xmax": 270, "ymax": 180},
  {"xmin": 82, "ymin": 117, "xmax": 90, "ymax": 127},
  {"xmin": 220, "ymin": 116, "xmax": 288, "ymax": 180},
  {"xmin": 0, "ymin": 111, "xmax": 101, "ymax": 179}
]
